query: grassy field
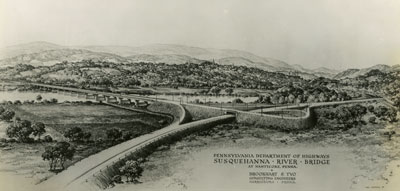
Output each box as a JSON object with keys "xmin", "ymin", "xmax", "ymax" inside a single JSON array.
[
  {"xmin": 7, "ymin": 103, "xmax": 169, "ymax": 140},
  {"xmin": 0, "ymin": 102, "xmax": 170, "ymax": 185}
]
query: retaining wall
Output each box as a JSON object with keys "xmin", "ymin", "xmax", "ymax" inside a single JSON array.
[
  {"xmin": 183, "ymin": 103, "xmax": 315, "ymax": 130},
  {"xmin": 182, "ymin": 104, "xmax": 225, "ymax": 121},
  {"xmin": 236, "ymin": 109, "xmax": 315, "ymax": 130},
  {"xmin": 147, "ymin": 101, "xmax": 190, "ymax": 124}
]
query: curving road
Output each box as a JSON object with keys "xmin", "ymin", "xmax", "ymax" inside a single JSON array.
[
  {"xmin": 28, "ymin": 83, "xmax": 387, "ymax": 190},
  {"xmin": 39, "ymin": 111, "xmax": 234, "ymax": 190}
]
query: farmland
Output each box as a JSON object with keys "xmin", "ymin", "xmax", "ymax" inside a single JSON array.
[{"xmin": 0, "ymin": 102, "xmax": 170, "ymax": 184}]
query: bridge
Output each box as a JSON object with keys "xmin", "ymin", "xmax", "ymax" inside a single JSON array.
[
  {"xmin": 26, "ymin": 83, "xmax": 388, "ymax": 190},
  {"xmin": 29, "ymin": 83, "xmax": 157, "ymax": 107},
  {"xmin": 29, "ymin": 83, "xmax": 234, "ymax": 190}
]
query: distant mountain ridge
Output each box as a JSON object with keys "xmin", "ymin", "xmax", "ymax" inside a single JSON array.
[
  {"xmin": 0, "ymin": 49, "xmax": 131, "ymax": 67},
  {"xmin": 4, "ymin": 41, "xmax": 394, "ymax": 79},
  {"xmin": 0, "ymin": 41, "xmax": 63, "ymax": 59}
]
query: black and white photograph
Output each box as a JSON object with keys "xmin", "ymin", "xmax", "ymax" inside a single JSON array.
[{"xmin": 0, "ymin": 0, "xmax": 399, "ymax": 190}]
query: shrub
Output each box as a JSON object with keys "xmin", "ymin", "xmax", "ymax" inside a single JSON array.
[
  {"xmin": 232, "ymin": 98, "xmax": 244, "ymax": 104},
  {"xmin": 43, "ymin": 135, "xmax": 53, "ymax": 142},
  {"xmin": 119, "ymin": 159, "xmax": 144, "ymax": 183},
  {"xmin": 106, "ymin": 128, "xmax": 123, "ymax": 141},
  {"xmin": 64, "ymin": 127, "xmax": 91, "ymax": 142},
  {"xmin": 123, "ymin": 132, "xmax": 134, "ymax": 141},
  {"xmin": 0, "ymin": 110, "xmax": 15, "ymax": 121},
  {"xmin": 367, "ymin": 105, "xmax": 374, "ymax": 113},
  {"xmin": 111, "ymin": 175, "xmax": 123, "ymax": 184},
  {"xmin": 42, "ymin": 142, "xmax": 75, "ymax": 170},
  {"xmin": 50, "ymin": 98, "xmax": 58, "ymax": 104},
  {"xmin": 6, "ymin": 120, "xmax": 34, "ymax": 142},
  {"xmin": 369, "ymin": 116, "xmax": 376, "ymax": 124}
]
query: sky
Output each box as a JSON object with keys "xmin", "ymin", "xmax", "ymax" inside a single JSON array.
[{"xmin": 1, "ymin": 0, "xmax": 400, "ymax": 69}]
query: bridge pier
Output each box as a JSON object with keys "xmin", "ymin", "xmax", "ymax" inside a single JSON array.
[
  {"xmin": 85, "ymin": 94, "xmax": 97, "ymax": 100},
  {"xmin": 96, "ymin": 95, "xmax": 106, "ymax": 102},
  {"xmin": 106, "ymin": 96, "xmax": 118, "ymax": 103},
  {"xmin": 132, "ymin": 99, "xmax": 139, "ymax": 107},
  {"xmin": 77, "ymin": 93, "xmax": 86, "ymax": 98},
  {"xmin": 117, "ymin": 97, "xmax": 131, "ymax": 104}
]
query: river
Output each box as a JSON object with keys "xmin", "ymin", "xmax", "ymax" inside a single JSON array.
[{"xmin": 0, "ymin": 90, "xmax": 88, "ymax": 103}]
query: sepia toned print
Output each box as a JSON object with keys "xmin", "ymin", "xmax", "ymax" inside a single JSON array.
[{"xmin": 0, "ymin": 0, "xmax": 399, "ymax": 191}]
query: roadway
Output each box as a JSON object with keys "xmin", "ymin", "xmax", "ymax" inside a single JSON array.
[
  {"xmin": 248, "ymin": 98, "xmax": 385, "ymax": 113},
  {"xmin": 39, "ymin": 112, "xmax": 234, "ymax": 190},
  {"xmin": 30, "ymin": 83, "xmax": 388, "ymax": 190}
]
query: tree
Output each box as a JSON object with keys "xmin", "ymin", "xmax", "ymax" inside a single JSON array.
[
  {"xmin": 307, "ymin": 95, "xmax": 316, "ymax": 103},
  {"xmin": 83, "ymin": 132, "xmax": 92, "ymax": 142},
  {"xmin": 369, "ymin": 116, "xmax": 376, "ymax": 124},
  {"xmin": 43, "ymin": 135, "xmax": 53, "ymax": 142},
  {"xmin": 288, "ymin": 94, "xmax": 295, "ymax": 103},
  {"xmin": 318, "ymin": 92, "xmax": 327, "ymax": 102},
  {"xmin": 232, "ymin": 98, "xmax": 244, "ymax": 104},
  {"xmin": 270, "ymin": 95, "xmax": 279, "ymax": 104},
  {"xmin": 106, "ymin": 128, "xmax": 123, "ymax": 141},
  {"xmin": 6, "ymin": 120, "xmax": 33, "ymax": 142},
  {"xmin": 367, "ymin": 105, "xmax": 374, "ymax": 113},
  {"xmin": 42, "ymin": 142, "xmax": 75, "ymax": 171},
  {"xmin": 209, "ymin": 86, "xmax": 221, "ymax": 95},
  {"xmin": 36, "ymin": 94, "xmax": 43, "ymax": 102},
  {"xmin": 335, "ymin": 105, "xmax": 367, "ymax": 130},
  {"xmin": 225, "ymin": 88, "xmax": 234, "ymax": 95},
  {"xmin": 50, "ymin": 98, "xmax": 58, "ymax": 104},
  {"xmin": 350, "ymin": 104, "xmax": 367, "ymax": 121},
  {"xmin": 374, "ymin": 106, "xmax": 388, "ymax": 118},
  {"xmin": 0, "ymin": 110, "xmax": 15, "ymax": 121},
  {"xmin": 32, "ymin": 122, "xmax": 46, "ymax": 140},
  {"xmin": 119, "ymin": 159, "xmax": 144, "ymax": 183},
  {"xmin": 335, "ymin": 107, "xmax": 351, "ymax": 122},
  {"xmin": 386, "ymin": 108, "xmax": 398, "ymax": 122},
  {"xmin": 64, "ymin": 127, "xmax": 85, "ymax": 142},
  {"xmin": 278, "ymin": 96, "xmax": 285, "ymax": 104}
]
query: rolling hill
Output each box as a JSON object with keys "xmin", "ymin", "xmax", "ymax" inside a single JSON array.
[
  {"xmin": 80, "ymin": 44, "xmax": 294, "ymax": 71},
  {"xmin": 0, "ymin": 41, "xmax": 348, "ymax": 78},
  {"xmin": 0, "ymin": 49, "xmax": 130, "ymax": 67},
  {"xmin": 0, "ymin": 41, "xmax": 64, "ymax": 59},
  {"xmin": 334, "ymin": 64, "xmax": 392, "ymax": 79},
  {"xmin": 127, "ymin": 54, "xmax": 204, "ymax": 65}
]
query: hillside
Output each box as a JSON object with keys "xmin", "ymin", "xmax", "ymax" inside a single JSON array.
[
  {"xmin": 80, "ymin": 44, "xmax": 294, "ymax": 71},
  {"xmin": 1, "ymin": 41, "xmax": 345, "ymax": 77},
  {"xmin": 127, "ymin": 54, "xmax": 204, "ymax": 65},
  {"xmin": 290, "ymin": 65, "xmax": 340, "ymax": 78},
  {"xmin": 0, "ymin": 41, "xmax": 63, "ymax": 59},
  {"xmin": 216, "ymin": 57, "xmax": 280, "ymax": 71},
  {"xmin": 334, "ymin": 65, "xmax": 392, "ymax": 79},
  {"xmin": 0, "ymin": 49, "xmax": 130, "ymax": 67}
]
